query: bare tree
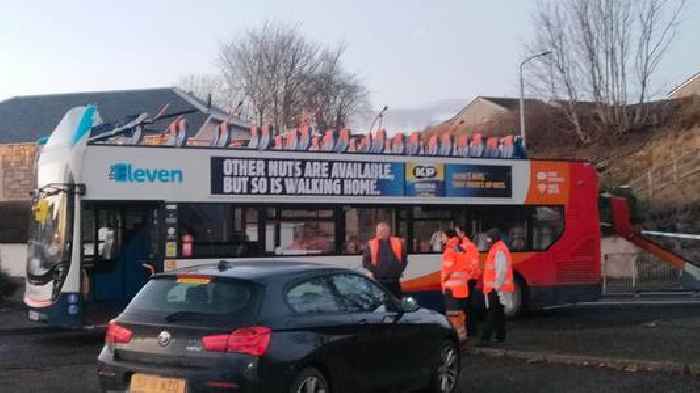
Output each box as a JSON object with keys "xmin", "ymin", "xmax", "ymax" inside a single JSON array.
[
  {"xmin": 219, "ymin": 22, "xmax": 321, "ymax": 132},
  {"xmin": 301, "ymin": 45, "xmax": 370, "ymax": 131},
  {"xmin": 176, "ymin": 73, "xmax": 241, "ymax": 112},
  {"xmin": 528, "ymin": 0, "xmax": 686, "ymax": 142}
]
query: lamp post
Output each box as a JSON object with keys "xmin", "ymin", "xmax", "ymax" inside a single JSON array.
[
  {"xmin": 369, "ymin": 105, "xmax": 388, "ymax": 133},
  {"xmin": 519, "ymin": 51, "xmax": 551, "ymax": 145}
]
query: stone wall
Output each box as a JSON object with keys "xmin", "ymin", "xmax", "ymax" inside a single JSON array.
[{"xmin": 0, "ymin": 143, "xmax": 36, "ymax": 201}]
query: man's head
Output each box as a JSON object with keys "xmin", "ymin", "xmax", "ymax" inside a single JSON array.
[
  {"xmin": 486, "ymin": 228, "xmax": 501, "ymax": 244},
  {"xmin": 445, "ymin": 229, "xmax": 459, "ymax": 240},
  {"xmin": 454, "ymin": 225, "xmax": 466, "ymax": 239},
  {"xmin": 375, "ymin": 222, "xmax": 391, "ymax": 239}
]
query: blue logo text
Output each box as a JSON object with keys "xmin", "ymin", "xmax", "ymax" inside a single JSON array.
[{"xmin": 109, "ymin": 163, "xmax": 183, "ymax": 184}]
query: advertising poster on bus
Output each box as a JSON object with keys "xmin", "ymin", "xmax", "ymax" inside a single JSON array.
[
  {"xmin": 445, "ymin": 164, "xmax": 512, "ymax": 198},
  {"xmin": 211, "ymin": 157, "xmax": 405, "ymax": 197}
]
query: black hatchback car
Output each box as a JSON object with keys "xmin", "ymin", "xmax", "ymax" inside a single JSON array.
[{"xmin": 97, "ymin": 261, "xmax": 460, "ymax": 393}]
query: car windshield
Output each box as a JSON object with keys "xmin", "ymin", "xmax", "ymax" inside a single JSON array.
[
  {"xmin": 123, "ymin": 277, "xmax": 261, "ymax": 325},
  {"xmin": 26, "ymin": 192, "xmax": 70, "ymax": 280}
]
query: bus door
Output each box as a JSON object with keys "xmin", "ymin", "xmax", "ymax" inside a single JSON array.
[{"xmin": 82, "ymin": 203, "xmax": 163, "ymax": 313}]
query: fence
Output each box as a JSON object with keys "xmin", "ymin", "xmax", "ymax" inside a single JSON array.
[
  {"xmin": 602, "ymin": 251, "xmax": 683, "ymax": 295},
  {"xmin": 626, "ymin": 148, "xmax": 700, "ymax": 201}
]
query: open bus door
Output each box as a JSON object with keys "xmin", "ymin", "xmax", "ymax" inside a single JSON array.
[{"xmin": 81, "ymin": 202, "xmax": 163, "ymax": 325}]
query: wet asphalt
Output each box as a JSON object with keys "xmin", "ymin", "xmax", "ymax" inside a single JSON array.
[{"xmin": 1, "ymin": 303, "xmax": 700, "ymax": 392}]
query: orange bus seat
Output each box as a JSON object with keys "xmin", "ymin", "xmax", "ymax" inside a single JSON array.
[
  {"xmin": 321, "ymin": 130, "xmax": 336, "ymax": 151},
  {"xmin": 357, "ymin": 134, "xmax": 371, "ymax": 153},
  {"xmin": 454, "ymin": 134, "xmax": 469, "ymax": 157},
  {"xmin": 336, "ymin": 129, "xmax": 351, "ymax": 152},
  {"xmin": 485, "ymin": 136, "xmax": 499, "ymax": 158},
  {"xmin": 439, "ymin": 133, "xmax": 453, "ymax": 156},
  {"xmin": 407, "ymin": 132, "xmax": 421, "ymax": 155},
  {"xmin": 309, "ymin": 135, "xmax": 321, "ymax": 151},
  {"xmin": 499, "ymin": 135, "xmax": 514, "ymax": 158},
  {"xmin": 247, "ymin": 126, "xmax": 260, "ymax": 149},
  {"xmin": 258, "ymin": 125, "xmax": 272, "ymax": 150},
  {"xmin": 371, "ymin": 129, "xmax": 387, "ymax": 153},
  {"xmin": 298, "ymin": 127, "xmax": 311, "ymax": 150},
  {"xmin": 469, "ymin": 133, "xmax": 483, "ymax": 157},
  {"xmin": 427, "ymin": 135, "xmax": 439, "ymax": 155},
  {"xmin": 391, "ymin": 132, "xmax": 405, "ymax": 154}
]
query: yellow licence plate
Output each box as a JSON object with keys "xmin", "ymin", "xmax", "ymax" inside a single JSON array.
[{"xmin": 130, "ymin": 373, "xmax": 187, "ymax": 393}]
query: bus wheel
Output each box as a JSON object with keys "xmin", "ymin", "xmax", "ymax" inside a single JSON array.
[{"xmin": 505, "ymin": 277, "xmax": 526, "ymax": 318}]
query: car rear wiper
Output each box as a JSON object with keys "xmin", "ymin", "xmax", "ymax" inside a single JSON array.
[{"xmin": 164, "ymin": 311, "xmax": 220, "ymax": 323}]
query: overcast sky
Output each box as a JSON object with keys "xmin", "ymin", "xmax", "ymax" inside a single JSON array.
[{"xmin": 1, "ymin": 0, "xmax": 699, "ymax": 109}]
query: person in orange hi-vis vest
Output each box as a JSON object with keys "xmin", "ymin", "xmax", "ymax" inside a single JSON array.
[
  {"xmin": 455, "ymin": 226, "xmax": 482, "ymax": 337},
  {"xmin": 362, "ymin": 222, "xmax": 407, "ymax": 298},
  {"xmin": 479, "ymin": 228, "xmax": 514, "ymax": 346},
  {"xmin": 441, "ymin": 229, "xmax": 468, "ymax": 341}
]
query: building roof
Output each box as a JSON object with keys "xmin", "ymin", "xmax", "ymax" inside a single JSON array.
[
  {"xmin": 668, "ymin": 72, "xmax": 700, "ymax": 98},
  {"xmin": 478, "ymin": 96, "xmax": 544, "ymax": 111},
  {"xmin": 0, "ymin": 87, "xmax": 248, "ymax": 144}
]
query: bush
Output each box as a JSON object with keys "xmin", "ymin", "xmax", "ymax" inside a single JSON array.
[{"xmin": 0, "ymin": 270, "xmax": 19, "ymax": 300}]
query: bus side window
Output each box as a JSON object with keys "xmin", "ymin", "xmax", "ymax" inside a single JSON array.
[{"xmin": 532, "ymin": 207, "xmax": 564, "ymax": 250}]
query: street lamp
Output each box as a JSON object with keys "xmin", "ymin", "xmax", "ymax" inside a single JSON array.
[
  {"xmin": 369, "ymin": 105, "xmax": 388, "ymax": 133},
  {"xmin": 520, "ymin": 51, "xmax": 551, "ymax": 146}
]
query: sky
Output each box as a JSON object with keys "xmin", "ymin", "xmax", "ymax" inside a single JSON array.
[{"xmin": 1, "ymin": 0, "xmax": 700, "ymax": 110}]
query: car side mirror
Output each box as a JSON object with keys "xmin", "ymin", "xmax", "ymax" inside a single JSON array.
[{"xmin": 400, "ymin": 297, "xmax": 419, "ymax": 313}]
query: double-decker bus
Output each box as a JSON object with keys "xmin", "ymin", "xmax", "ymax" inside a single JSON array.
[{"xmin": 25, "ymin": 105, "xmax": 601, "ymax": 328}]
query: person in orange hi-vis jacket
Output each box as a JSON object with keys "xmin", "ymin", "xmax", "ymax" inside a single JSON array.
[
  {"xmin": 479, "ymin": 228, "xmax": 514, "ymax": 346},
  {"xmin": 441, "ymin": 229, "xmax": 469, "ymax": 341},
  {"xmin": 362, "ymin": 222, "xmax": 407, "ymax": 299},
  {"xmin": 456, "ymin": 225, "xmax": 482, "ymax": 338}
]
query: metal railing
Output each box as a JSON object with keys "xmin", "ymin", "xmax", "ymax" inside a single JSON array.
[{"xmin": 602, "ymin": 252, "xmax": 683, "ymax": 295}]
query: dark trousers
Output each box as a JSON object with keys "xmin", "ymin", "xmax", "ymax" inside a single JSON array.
[
  {"xmin": 378, "ymin": 278, "xmax": 402, "ymax": 299},
  {"xmin": 481, "ymin": 290, "xmax": 506, "ymax": 341},
  {"xmin": 466, "ymin": 280, "xmax": 480, "ymax": 337}
]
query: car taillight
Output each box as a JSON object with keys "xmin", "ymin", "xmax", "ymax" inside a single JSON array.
[
  {"xmin": 202, "ymin": 326, "xmax": 271, "ymax": 356},
  {"xmin": 106, "ymin": 320, "xmax": 133, "ymax": 345}
]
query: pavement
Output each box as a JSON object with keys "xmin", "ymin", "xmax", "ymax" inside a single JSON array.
[
  {"xmin": 1, "ymin": 300, "xmax": 700, "ymax": 392},
  {"xmin": 483, "ymin": 304, "xmax": 700, "ymax": 365}
]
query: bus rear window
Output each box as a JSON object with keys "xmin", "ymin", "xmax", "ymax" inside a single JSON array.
[{"xmin": 123, "ymin": 277, "xmax": 261, "ymax": 324}]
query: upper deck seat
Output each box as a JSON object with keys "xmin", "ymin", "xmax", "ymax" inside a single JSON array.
[
  {"xmin": 426, "ymin": 135, "xmax": 439, "ymax": 155},
  {"xmin": 468, "ymin": 133, "xmax": 484, "ymax": 157},
  {"xmin": 165, "ymin": 117, "xmax": 188, "ymax": 147},
  {"xmin": 513, "ymin": 136, "xmax": 527, "ymax": 159},
  {"xmin": 407, "ymin": 132, "xmax": 421, "ymax": 155},
  {"xmin": 297, "ymin": 127, "xmax": 311, "ymax": 150},
  {"xmin": 309, "ymin": 135, "xmax": 321, "ymax": 151},
  {"xmin": 321, "ymin": 130, "xmax": 336, "ymax": 152},
  {"xmin": 258, "ymin": 126, "xmax": 272, "ymax": 150},
  {"xmin": 391, "ymin": 132, "xmax": 405, "ymax": 154},
  {"xmin": 453, "ymin": 134, "xmax": 469, "ymax": 157},
  {"xmin": 283, "ymin": 129, "xmax": 298, "ymax": 150},
  {"xmin": 273, "ymin": 134, "xmax": 284, "ymax": 150},
  {"xmin": 484, "ymin": 137, "xmax": 500, "ymax": 158},
  {"xmin": 357, "ymin": 134, "xmax": 371, "ymax": 153},
  {"xmin": 247, "ymin": 127, "xmax": 260, "ymax": 149},
  {"xmin": 371, "ymin": 129, "xmax": 387, "ymax": 153},
  {"xmin": 439, "ymin": 133, "xmax": 453, "ymax": 156},
  {"xmin": 347, "ymin": 136, "xmax": 359, "ymax": 152},
  {"xmin": 336, "ymin": 129, "xmax": 351, "ymax": 153},
  {"xmin": 499, "ymin": 135, "xmax": 514, "ymax": 158}
]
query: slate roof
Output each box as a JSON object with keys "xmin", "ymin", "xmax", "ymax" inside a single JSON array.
[{"xmin": 0, "ymin": 87, "xmax": 248, "ymax": 144}]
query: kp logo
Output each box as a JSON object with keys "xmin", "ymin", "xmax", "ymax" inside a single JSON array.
[
  {"xmin": 109, "ymin": 163, "xmax": 183, "ymax": 184},
  {"xmin": 412, "ymin": 165, "xmax": 438, "ymax": 179}
]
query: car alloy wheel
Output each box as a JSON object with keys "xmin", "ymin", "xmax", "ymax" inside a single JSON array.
[
  {"xmin": 292, "ymin": 368, "xmax": 329, "ymax": 393},
  {"xmin": 435, "ymin": 343, "xmax": 459, "ymax": 393}
]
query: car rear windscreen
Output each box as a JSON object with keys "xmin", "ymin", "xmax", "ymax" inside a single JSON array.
[{"xmin": 123, "ymin": 276, "xmax": 261, "ymax": 325}]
